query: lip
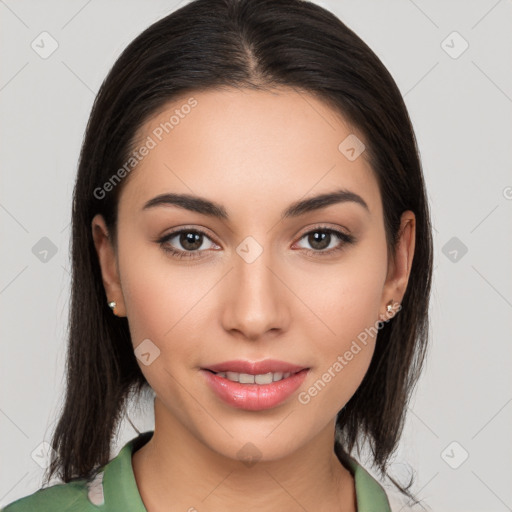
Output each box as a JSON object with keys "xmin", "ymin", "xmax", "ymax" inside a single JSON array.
[
  {"xmin": 200, "ymin": 359, "xmax": 310, "ymax": 411},
  {"xmin": 203, "ymin": 359, "xmax": 307, "ymax": 374}
]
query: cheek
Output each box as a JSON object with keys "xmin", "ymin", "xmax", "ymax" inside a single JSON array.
[
  {"xmin": 296, "ymin": 283, "xmax": 380, "ymax": 422},
  {"xmin": 117, "ymin": 237, "xmax": 222, "ymax": 378},
  {"xmin": 119, "ymin": 260, "xmax": 201, "ymax": 401},
  {"xmin": 297, "ymin": 234, "xmax": 387, "ymax": 342},
  {"xmin": 116, "ymin": 236, "xmax": 191, "ymax": 349},
  {"xmin": 295, "ymin": 239, "xmax": 387, "ymax": 413}
]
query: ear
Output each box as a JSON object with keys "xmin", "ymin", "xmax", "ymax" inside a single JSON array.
[
  {"xmin": 91, "ymin": 214, "xmax": 126, "ymax": 317},
  {"xmin": 380, "ymin": 210, "xmax": 416, "ymax": 320}
]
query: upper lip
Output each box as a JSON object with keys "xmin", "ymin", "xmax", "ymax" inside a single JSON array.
[{"xmin": 203, "ymin": 359, "xmax": 308, "ymax": 375}]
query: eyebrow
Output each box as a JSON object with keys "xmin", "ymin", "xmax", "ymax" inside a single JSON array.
[{"xmin": 142, "ymin": 188, "xmax": 370, "ymax": 220}]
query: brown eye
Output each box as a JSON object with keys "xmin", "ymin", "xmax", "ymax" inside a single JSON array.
[
  {"xmin": 295, "ymin": 227, "xmax": 355, "ymax": 256},
  {"xmin": 179, "ymin": 231, "xmax": 204, "ymax": 251},
  {"xmin": 306, "ymin": 231, "xmax": 331, "ymax": 250},
  {"xmin": 158, "ymin": 228, "xmax": 218, "ymax": 259}
]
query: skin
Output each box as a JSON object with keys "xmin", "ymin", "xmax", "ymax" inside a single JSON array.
[{"xmin": 92, "ymin": 87, "xmax": 415, "ymax": 512}]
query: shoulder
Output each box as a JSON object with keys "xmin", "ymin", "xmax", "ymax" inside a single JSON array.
[
  {"xmin": 1, "ymin": 432, "xmax": 153, "ymax": 512},
  {"xmin": 1, "ymin": 474, "xmax": 101, "ymax": 512}
]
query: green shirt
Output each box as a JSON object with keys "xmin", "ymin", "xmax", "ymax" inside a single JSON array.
[{"xmin": 1, "ymin": 431, "xmax": 391, "ymax": 511}]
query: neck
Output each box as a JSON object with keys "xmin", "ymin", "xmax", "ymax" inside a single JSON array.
[{"xmin": 132, "ymin": 398, "xmax": 356, "ymax": 512}]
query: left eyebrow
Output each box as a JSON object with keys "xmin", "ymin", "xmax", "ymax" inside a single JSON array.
[
  {"xmin": 141, "ymin": 188, "xmax": 370, "ymax": 220},
  {"xmin": 282, "ymin": 188, "xmax": 370, "ymax": 218}
]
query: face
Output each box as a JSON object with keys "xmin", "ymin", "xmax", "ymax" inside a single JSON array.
[{"xmin": 92, "ymin": 87, "xmax": 414, "ymax": 462}]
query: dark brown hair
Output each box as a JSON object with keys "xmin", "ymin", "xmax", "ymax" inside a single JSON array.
[{"xmin": 45, "ymin": 0, "xmax": 433, "ymax": 501}]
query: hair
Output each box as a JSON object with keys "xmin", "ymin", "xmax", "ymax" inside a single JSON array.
[{"xmin": 45, "ymin": 0, "xmax": 433, "ymax": 503}]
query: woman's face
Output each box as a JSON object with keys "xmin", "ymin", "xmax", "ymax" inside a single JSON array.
[{"xmin": 93, "ymin": 87, "xmax": 414, "ymax": 461}]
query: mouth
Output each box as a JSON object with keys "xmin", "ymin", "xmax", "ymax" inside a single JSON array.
[
  {"xmin": 200, "ymin": 364, "xmax": 310, "ymax": 411},
  {"xmin": 203, "ymin": 368, "xmax": 306, "ymax": 384},
  {"xmin": 201, "ymin": 359, "xmax": 309, "ymax": 385}
]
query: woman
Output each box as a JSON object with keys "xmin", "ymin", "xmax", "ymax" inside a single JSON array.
[{"xmin": 2, "ymin": 0, "xmax": 433, "ymax": 510}]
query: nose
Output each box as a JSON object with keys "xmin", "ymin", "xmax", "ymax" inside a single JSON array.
[{"xmin": 220, "ymin": 241, "xmax": 290, "ymax": 342}]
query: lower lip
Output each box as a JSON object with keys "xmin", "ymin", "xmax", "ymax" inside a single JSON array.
[{"xmin": 201, "ymin": 369, "xmax": 309, "ymax": 411}]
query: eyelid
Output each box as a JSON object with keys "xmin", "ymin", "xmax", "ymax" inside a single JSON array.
[
  {"xmin": 159, "ymin": 227, "xmax": 220, "ymax": 250},
  {"xmin": 157, "ymin": 223, "xmax": 355, "ymax": 261},
  {"xmin": 294, "ymin": 222, "xmax": 352, "ymax": 240},
  {"xmin": 158, "ymin": 223, "xmax": 352, "ymax": 246},
  {"xmin": 159, "ymin": 225, "xmax": 219, "ymax": 243},
  {"xmin": 292, "ymin": 224, "xmax": 356, "ymax": 253}
]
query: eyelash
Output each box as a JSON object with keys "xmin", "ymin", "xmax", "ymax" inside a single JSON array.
[{"xmin": 157, "ymin": 225, "xmax": 356, "ymax": 260}]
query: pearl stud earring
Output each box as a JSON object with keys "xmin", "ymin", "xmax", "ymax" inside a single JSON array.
[{"xmin": 108, "ymin": 301, "xmax": 117, "ymax": 315}]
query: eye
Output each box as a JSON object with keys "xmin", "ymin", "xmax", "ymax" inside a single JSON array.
[
  {"xmin": 157, "ymin": 228, "xmax": 218, "ymax": 260},
  {"xmin": 294, "ymin": 226, "xmax": 355, "ymax": 256},
  {"xmin": 157, "ymin": 225, "xmax": 355, "ymax": 261}
]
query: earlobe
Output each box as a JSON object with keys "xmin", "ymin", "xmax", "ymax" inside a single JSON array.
[{"xmin": 91, "ymin": 214, "xmax": 126, "ymax": 317}]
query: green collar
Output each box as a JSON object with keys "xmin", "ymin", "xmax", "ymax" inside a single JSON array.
[
  {"xmin": 103, "ymin": 431, "xmax": 391, "ymax": 511},
  {"xmin": 342, "ymin": 455, "xmax": 392, "ymax": 511},
  {"xmin": 101, "ymin": 432, "xmax": 150, "ymax": 510}
]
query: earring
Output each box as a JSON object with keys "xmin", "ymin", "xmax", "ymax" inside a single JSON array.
[
  {"xmin": 108, "ymin": 301, "xmax": 117, "ymax": 316},
  {"xmin": 380, "ymin": 299, "xmax": 400, "ymax": 322}
]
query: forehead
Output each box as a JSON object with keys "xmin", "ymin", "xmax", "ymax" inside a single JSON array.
[{"xmin": 118, "ymin": 87, "xmax": 381, "ymax": 219}]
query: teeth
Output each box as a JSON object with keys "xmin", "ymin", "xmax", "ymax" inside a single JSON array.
[
  {"xmin": 239, "ymin": 373, "xmax": 255, "ymax": 384},
  {"xmin": 215, "ymin": 371, "xmax": 295, "ymax": 384},
  {"xmin": 255, "ymin": 373, "xmax": 272, "ymax": 384}
]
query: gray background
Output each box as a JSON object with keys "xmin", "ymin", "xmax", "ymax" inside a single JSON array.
[{"xmin": 1, "ymin": 0, "xmax": 511, "ymax": 510}]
